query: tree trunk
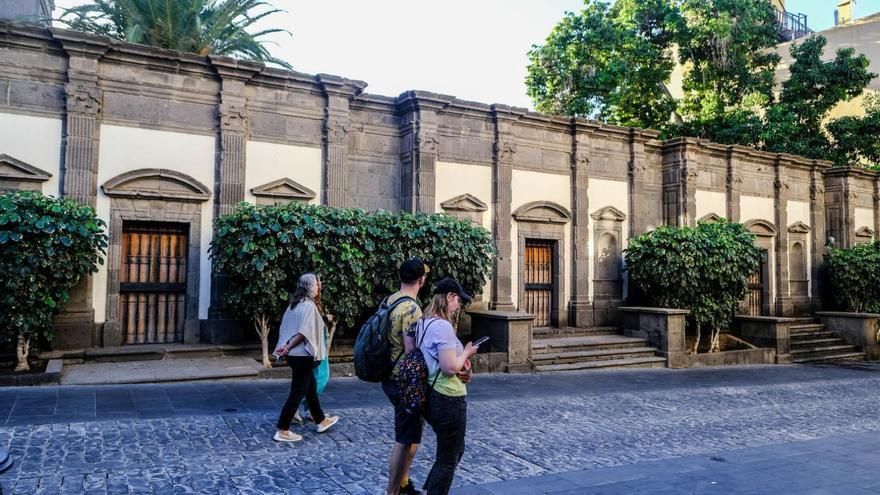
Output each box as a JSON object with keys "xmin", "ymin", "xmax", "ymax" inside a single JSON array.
[
  {"xmin": 254, "ymin": 315, "xmax": 271, "ymax": 369},
  {"xmin": 710, "ymin": 329, "xmax": 721, "ymax": 353},
  {"xmin": 15, "ymin": 333, "xmax": 30, "ymax": 372},
  {"xmin": 692, "ymin": 323, "xmax": 701, "ymax": 354}
]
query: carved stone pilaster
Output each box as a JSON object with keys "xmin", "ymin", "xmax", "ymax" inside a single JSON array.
[
  {"xmin": 396, "ymin": 91, "xmax": 449, "ymax": 213},
  {"xmin": 810, "ymin": 163, "xmax": 828, "ymax": 311},
  {"xmin": 661, "ymin": 138, "xmax": 697, "ymax": 227},
  {"xmin": 320, "ymin": 74, "xmax": 365, "ymax": 208},
  {"xmin": 570, "ymin": 118, "xmax": 598, "ymax": 326},
  {"xmin": 727, "ymin": 147, "xmax": 744, "ymax": 222},
  {"xmin": 489, "ymin": 104, "xmax": 523, "ymax": 311},
  {"xmin": 52, "ymin": 30, "xmax": 109, "ymax": 349},
  {"xmin": 628, "ymin": 129, "xmax": 656, "ymax": 236},
  {"xmin": 774, "ymin": 157, "xmax": 791, "ymax": 316}
]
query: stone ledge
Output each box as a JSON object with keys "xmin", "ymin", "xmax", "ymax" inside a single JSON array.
[
  {"xmin": 467, "ymin": 309, "xmax": 536, "ymax": 321},
  {"xmin": 815, "ymin": 311, "xmax": 880, "ymax": 318},
  {"xmin": 734, "ymin": 315, "xmax": 797, "ymax": 322},
  {"xmin": 620, "ymin": 307, "xmax": 690, "ymax": 315}
]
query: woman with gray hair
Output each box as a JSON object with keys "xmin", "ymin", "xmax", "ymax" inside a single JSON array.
[{"xmin": 272, "ymin": 273, "xmax": 340, "ymax": 442}]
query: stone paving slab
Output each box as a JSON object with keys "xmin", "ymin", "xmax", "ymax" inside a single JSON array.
[
  {"xmin": 0, "ymin": 363, "xmax": 879, "ymax": 493},
  {"xmin": 61, "ymin": 356, "xmax": 261, "ymax": 385}
]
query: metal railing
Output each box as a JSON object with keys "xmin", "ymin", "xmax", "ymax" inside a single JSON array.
[{"xmin": 775, "ymin": 8, "xmax": 812, "ymax": 41}]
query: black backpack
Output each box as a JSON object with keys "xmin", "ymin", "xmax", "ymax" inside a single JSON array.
[{"xmin": 353, "ymin": 295, "xmax": 417, "ymax": 382}]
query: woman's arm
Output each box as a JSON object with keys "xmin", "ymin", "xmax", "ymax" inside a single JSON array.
[
  {"xmin": 437, "ymin": 342, "xmax": 477, "ymax": 376},
  {"xmin": 276, "ymin": 333, "xmax": 305, "ymax": 356}
]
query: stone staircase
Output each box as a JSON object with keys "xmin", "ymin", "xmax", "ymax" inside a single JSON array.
[
  {"xmin": 532, "ymin": 327, "xmax": 666, "ymax": 372},
  {"xmin": 790, "ymin": 318, "xmax": 865, "ymax": 364}
]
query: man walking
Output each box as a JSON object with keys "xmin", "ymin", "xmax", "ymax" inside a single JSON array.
[{"xmin": 382, "ymin": 258, "xmax": 428, "ymax": 495}]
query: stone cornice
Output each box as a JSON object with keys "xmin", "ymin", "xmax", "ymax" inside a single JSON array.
[
  {"xmin": 49, "ymin": 27, "xmax": 109, "ymax": 59},
  {"xmin": 395, "ymin": 90, "xmax": 455, "ymax": 114},
  {"xmin": 824, "ymin": 166, "xmax": 880, "ymax": 180},
  {"xmin": 317, "ymin": 73, "xmax": 367, "ymax": 99},
  {"xmin": 209, "ymin": 55, "xmax": 264, "ymax": 82}
]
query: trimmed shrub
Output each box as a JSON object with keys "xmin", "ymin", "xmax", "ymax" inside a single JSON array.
[
  {"xmin": 210, "ymin": 202, "xmax": 496, "ymax": 366},
  {"xmin": 624, "ymin": 220, "xmax": 763, "ymax": 352},
  {"xmin": 0, "ymin": 191, "xmax": 108, "ymax": 370},
  {"xmin": 826, "ymin": 241, "xmax": 880, "ymax": 312}
]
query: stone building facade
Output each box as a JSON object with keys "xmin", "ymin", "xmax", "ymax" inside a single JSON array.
[{"xmin": 0, "ymin": 22, "xmax": 876, "ymax": 349}]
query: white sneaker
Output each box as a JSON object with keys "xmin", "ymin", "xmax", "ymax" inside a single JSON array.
[
  {"xmin": 293, "ymin": 411, "xmax": 304, "ymax": 425},
  {"xmin": 316, "ymin": 415, "xmax": 339, "ymax": 434},
  {"xmin": 273, "ymin": 430, "xmax": 303, "ymax": 443}
]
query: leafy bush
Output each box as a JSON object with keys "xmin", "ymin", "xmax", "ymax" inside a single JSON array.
[
  {"xmin": 624, "ymin": 220, "xmax": 763, "ymax": 352},
  {"xmin": 826, "ymin": 241, "xmax": 880, "ymax": 312},
  {"xmin": 0, "ymin": 191, "xmax": 107, "ymax": 370},
  {"xmin": 210, "ymin": 202, "xmax": 496, "ymax": 366}
]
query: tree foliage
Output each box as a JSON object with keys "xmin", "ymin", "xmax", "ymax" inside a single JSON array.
[
  {"xmin": 624, "ymin": 221, "xmax": 763, "ymax": 352},
  {"xmin": 0, "ymin": 192, "xmax": 107, "ymax": 370},
  {"xmin": 57, "ymin": 0, "xmax": 292, "ymax": 68},
  {"xmin": 826, "ymin": 241, "xmax": 880, "ymax": 313},
  {"xmin": 210, "ymin": 202, "xmax": 496, "ymax": 349},
  {"xmin": 527, "ymin": 0, "xmax": 879, "ymax": 166}
]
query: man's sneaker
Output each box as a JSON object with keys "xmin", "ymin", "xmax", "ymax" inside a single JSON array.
[
  {"xmin": 293, "ymin": 411, "xmax": 304, "ymax": 425},
  {"xmin": 316, "ymin": 415, "xmax": 339, "ymax": 433},
  {"xmin": 400, "ymin": 479, "xmax": 422, "ymax": 495},
  {"xmin": 273, "ymin": 430, "xmax": 303, "ymax": 443}
]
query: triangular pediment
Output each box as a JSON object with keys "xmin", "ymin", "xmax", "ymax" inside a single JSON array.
[
  {"xmin": 856, "ymin": 226, "xmax": 875, "ymax": 238},
  {"xmin": 102, "ymin": 169, "xmax": 211, "ymax": 203},
  {"xmin": 251, "ymin": 178, "xmax": 316, "ymax": 201},
  {"xmin": 0, "ymin": 154, "xmax": 52, "ymax": 182},
  {"xmin": 440, "ymin": 193, "xmax": 488, "ymax": 212},
  {"xmin": 513, "ymin": 201, "xmax": 571, "ymax": 224},
  {"xmin": 698, "ymin": 213, "xmax": 724, "ymax": 223},
  {"xmin": 788, "ymin": 221, "xmax": 811, "ymax": 234},
  {"xmin": 590, "ymin": 205, "xmax": 627, "ymax": 221}
]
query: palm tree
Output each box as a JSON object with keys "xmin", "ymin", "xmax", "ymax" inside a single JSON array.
[{"xmin": 57, "ymin": 0, "xmax": 292, "ymax": 69}]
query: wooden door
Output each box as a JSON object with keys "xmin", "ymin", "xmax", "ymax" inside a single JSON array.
[
  {"xmin": 523, "ymin": 240, "xmax": 554, "ymax": 327},
  {"xmin": 741, "ymin": 251, "xmax": 767, "ymax": 316},
  {"xmin": 119, "ymin": 223, "xmax": 188, "ymax": 344}
]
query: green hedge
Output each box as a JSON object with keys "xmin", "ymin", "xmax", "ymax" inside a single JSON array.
[
  {"xmin": 624, "ymin": 220, "xmax": 763, "ymax": 352},
  {"xmin": 827, "ymin": 241, "xmax": 880, "ymax": 312},
  {"xmin": 210, "ymin": 202, "xmax": 496, "ymax": 334}
]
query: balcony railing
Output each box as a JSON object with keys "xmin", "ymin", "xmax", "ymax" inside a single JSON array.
[{"xmin": 775, "ymin": 8, "xmax": 812, "ymax": 41}]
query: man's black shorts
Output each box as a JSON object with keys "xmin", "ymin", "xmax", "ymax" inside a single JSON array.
[{"xmin": 381, "ymin": 379, "xmax": 424, "ymax": 445}]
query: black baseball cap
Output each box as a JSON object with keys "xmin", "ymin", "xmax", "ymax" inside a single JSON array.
[
  {"xmin": 433, "ymin": 277, "xmax": 472, "ymax": 303},
  {"xmin": 399, "ymin": 257, "xmax": 429, "ymax": 283}
]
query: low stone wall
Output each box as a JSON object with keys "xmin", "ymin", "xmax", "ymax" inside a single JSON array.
[
  {"xmin": 816, "ymin": 312, "xmax": 880, "ymax": 360},
  {"xmin": 467, "ymin": 309, "xmax": 535, "ymax": 373},
  {"xmin": 621, "ymin": 307, "xmax": 779, "ymax": 368},
  {"xmin": 732, "ymin": 316, "xmax": 794, "ymax": 364}
]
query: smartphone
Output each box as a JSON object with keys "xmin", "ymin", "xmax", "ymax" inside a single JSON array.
[{"xmin": 473, "ymin": 336, "xmax": 490, "ymax": 347}]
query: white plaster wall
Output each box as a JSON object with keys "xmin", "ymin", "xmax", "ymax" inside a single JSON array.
[
  {"xmin": 855, "ymin": 207, "xmax": 874, "ymax": 232},
  {"xmin": 436, "ymin": 161, "xmax": 494, "ymax": 301},
  {"xmin": 510, "ymin": 170, "xmax": 572, "ymax": 309},
  {"xmin": 93, "ymin": 125, "xmax": 216, "ymax": 323},
  {"xmin": 245, "ymin": 141, "xmax": 322, "ymax": 204},
  {"xmin": 435, "ymin": 161, "xmax": 493, "ymax": 231},
  {"xmin": 585, "ymin": 178, "xmax": 629, "ymax": 301},
  {"xmin": 0, "ymin": 113, "xmax": 62, "ymax": 195},
  {"xmin": 739, "ymin": 196, "xmax": 775, "ymax": 224},
  {"xmin": 695, "ymin": 190, "xmax": 727, "ymax": 220}
]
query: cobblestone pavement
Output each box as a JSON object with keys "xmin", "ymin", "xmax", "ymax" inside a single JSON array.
[{"xmin": 1, "ymin": 363, "xmax": 880, "ymax": 494}]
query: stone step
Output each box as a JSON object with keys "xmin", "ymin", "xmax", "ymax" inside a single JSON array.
[
  {"xmin": 792, "ymin": 352, "xmax": 865, "ymax": 364},
  {"xmin": 535, "ymin": 356, "xmax": 667, "ymax": 372},
  {"xmin": 790, "ymin": 331, "xmax": 836, "ymax": 340},
  {"xmin": 533, "ymin": 327, "xmax": 620, "ymax": 339},
  {"xmin": 532, "ymin": 335, "xmax": 649, "ymax": 354},
  {"xmin": 791, "ymin": 337, "xmax": 848, "ymax": 348},
  {"xmin": 788, "ymin": 317, "xmax": 820, "ymax": 325},
  {"xmin": 790, "ymin": 323, "xmax": 826, "ymax": 334},
  {"xmin": 532, "ymin": 347, "xmax": 659, "ymax": 365},
  {"xmin": 791, "ymin": 344, "xmax": 861, "ymax": 361}
]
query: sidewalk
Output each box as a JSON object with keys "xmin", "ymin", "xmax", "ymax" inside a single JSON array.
[{"xmin": 60, "ymin": 356, "xmax": 263, "ymax": 385}]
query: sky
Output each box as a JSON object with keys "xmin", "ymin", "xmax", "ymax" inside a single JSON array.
[{"xmin": 52, "ymin": 0, "xmax": 880, "ymax": 110}]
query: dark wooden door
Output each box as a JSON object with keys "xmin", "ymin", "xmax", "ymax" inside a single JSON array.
[
  {"xmin": 119, "ymin": 223, "xmax": 188, "ymax": 344},
  {"xmin": 741, "ymin": 251, "xmax": 767, "ymax": 316},
  {"xmin": 524, "ymin": 240, "xmax": 554, "ymax": 327}
]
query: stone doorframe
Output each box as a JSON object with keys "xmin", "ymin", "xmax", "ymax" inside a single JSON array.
[
  {"xmin": 744, "ymin": 219, "xmax": 777, "ymax": 316},
  {"xmin": 788, "ymin": 221, "xmax": 812, "ymax": 314},
  {"xmin": 513, "ymin": 201, "xmax": 570, "ymax": 328},
  {"xmin": 101, "ymin": 169, "xmax": 211, "ymax": 347}
]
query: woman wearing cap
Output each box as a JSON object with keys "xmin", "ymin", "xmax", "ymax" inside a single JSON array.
[
  {"xmin": 272, "ymin": 273, "xmax": 340, "ymax": 443},
  {"xmin": 410, "ymin": 277, "xmax": 479, "ymax": 494}
]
